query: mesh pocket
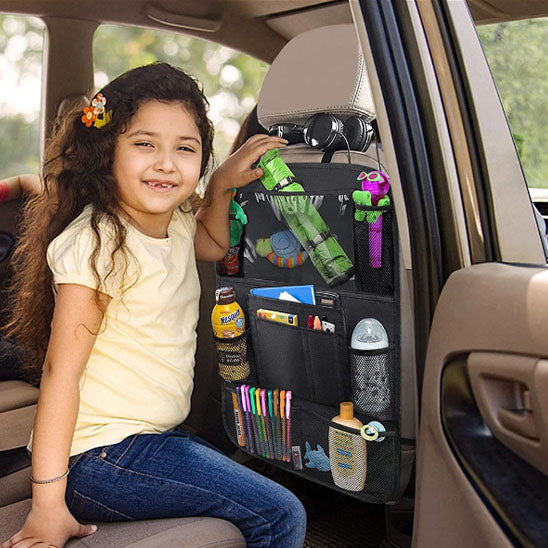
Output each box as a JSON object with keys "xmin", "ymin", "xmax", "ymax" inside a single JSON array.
[
  {"xmin": 213, "ymin": 328, "xmax": 253, "ymax": 382},
  {"xmin": 350, "ymin": 347, "xmax": 394, "ymax": 421},
  {"xmin": 221, "ymin": 386, "xmax": 400, "ymax": 503},
  {"xmin": 293, "ymin": 400, "xmax": 399, "ymax": 502},
  {"xmin": 353, "ymin": 205, "xmax": 394, "ymax": 295}
]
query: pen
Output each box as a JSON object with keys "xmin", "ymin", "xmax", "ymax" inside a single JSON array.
[
  {"xmin": 273, "ymin": 389, "xmax": 281, "ymax": 460},
  {"xmin": 286, "ymin": 391, "xmax": 292, "ymax": 463},
  {"xmin": 268, "ymin": 390, "xmax": 278, "ymax": 460},
  {"xmin": 233, "ymin": 390, "xmax": 245, "ymax": 447},
  {"xmin": 313, "ymin": 315, "xmax": 322, "ymax": 330},
  {"xmin": 261, "ymin": 389, "xmax": 274, "ymax": 459},
  {"xmin": 280, "ymin": 390, "xmax": 286, "ymax": 462},
  {"xmin": 255, "ymin": 388, "xmax": 267, "ymax": 457},
  {"xmin": 248, "ymin": 387, "xmax": 261, "ymax": 456},
  {"xmin": 240, "ymin": 385, "xmax": 254, "ymax": 454}
]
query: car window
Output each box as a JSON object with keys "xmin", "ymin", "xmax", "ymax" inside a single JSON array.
[
  {"xmin": 477, "ymin": 18, "xmax": 547, "ymax": 190},
  {"xmin": 94, "ymin": 24, "xmax": 269, "ymax": 162},
  {"xmin": 0, "ymin": 15, "xmax": 43, "ymax": 175}
]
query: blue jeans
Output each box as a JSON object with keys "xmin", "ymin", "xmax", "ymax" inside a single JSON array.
[{"xmin": 66, "ymin": 430, "xmax": 306, "ymax": 547}]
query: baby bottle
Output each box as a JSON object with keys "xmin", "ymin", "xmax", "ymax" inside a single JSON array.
[
  {"xmin": 350, "ymin": 318, "xmax": 390, "ymax": 416},
  {"xmin": 328, "ymin": 402, "xmax": 367, "ymax": 491},
  {"xmin": 211, "ymin": 287, "xmax": 249, "ymax": 381}
]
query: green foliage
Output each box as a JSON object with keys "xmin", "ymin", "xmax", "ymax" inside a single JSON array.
[
  {"xmin": 478, "ymin": 19, "xmax": 548, "ymax": 188},
  {"xmin": 0, "ymin": 113, "xmax": 40, "ymax": 175},
  {"xmin": 0, "ymin": 16, "xmax": 269, "ymax": 178},
  {"xmin": 93, "ymin": 24, "xmax": 269, "ymax": 161}
]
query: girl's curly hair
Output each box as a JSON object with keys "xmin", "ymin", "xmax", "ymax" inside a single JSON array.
[{"xmin": 3, "ymin": 63, "xmax": 214, "ymax": 383}]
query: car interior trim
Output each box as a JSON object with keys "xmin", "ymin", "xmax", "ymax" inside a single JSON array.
[{"xmin": 441, "ymin": 358, "xmax": 548, "ymax": 548}]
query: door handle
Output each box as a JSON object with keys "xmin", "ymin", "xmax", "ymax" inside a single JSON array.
[
  {"xmin": 498, "ymin": 407, "xmax": 538, "ymax": 440},
  {"xmin": 468, "ymin": 352, "xmax": 548, "ymax": 475}
]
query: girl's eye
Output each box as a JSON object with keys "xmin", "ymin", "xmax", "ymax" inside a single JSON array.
[
  {"xmin": 178, "ymin": 145, "xmax": 195, "ymax": 152},
  {"xmin": 135, "ymin": 142, "xmax": 153, "ymax": 148}
]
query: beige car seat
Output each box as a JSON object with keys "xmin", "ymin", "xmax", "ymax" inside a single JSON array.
[{"xmin": 0, "ymin": 262, "xmax": 244, "ymax": 547}]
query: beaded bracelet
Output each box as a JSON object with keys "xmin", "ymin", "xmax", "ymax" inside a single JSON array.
[{"xmin": 30, "ymin": 468, "xmax": 69, "ymax": 484}]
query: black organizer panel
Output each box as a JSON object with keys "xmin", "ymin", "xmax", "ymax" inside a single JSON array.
[
  {"xmin": 234, "ymin": 163, "xmax": 377, "ymax": 291},
  {"xmin": 215, "ymin": 161, "xmax": 402, "ymax": 503}
]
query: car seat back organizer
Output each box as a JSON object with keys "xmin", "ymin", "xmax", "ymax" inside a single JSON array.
[{"xmin": 214, "ymin": 157, "xmax": 404, "ymax": 503}]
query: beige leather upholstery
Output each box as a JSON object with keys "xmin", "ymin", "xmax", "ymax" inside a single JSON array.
[
  {"xmin": 0, "ymin": 499, "xmax": 246, "ymax": 547},
  {"xmin": 257, "ymin": 24, "xmax": 375, "ymax": 129},
  {"xmin": 0, "ymin": 381, "xmax": 38, "ymax": 451}
]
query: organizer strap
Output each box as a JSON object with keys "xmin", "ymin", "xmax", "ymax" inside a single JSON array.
[
  {"xmin": 303, "ymin": 230, "xmax": 332, "ymax": 252},
  {"xmin": 272, "ymin": 176, "xmax": 298, "ymax": 191},
  {"xmin": 295, "ymin": 403, "xmax": 397, "ymax": 438}
]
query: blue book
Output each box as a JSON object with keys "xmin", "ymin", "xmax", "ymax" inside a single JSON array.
[{"xmin": 250, "ymin": 285, "xmax": 316, "ymax": 305}]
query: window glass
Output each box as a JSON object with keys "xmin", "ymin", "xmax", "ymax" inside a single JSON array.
[
  {"xmin": 478, "ymin": 18, "xmax": 548, "ymax": 189},
  {"xmin": 94, "ymin": 24, "xmax": 269, "ymax": 162},
  {"xmin": 0, "ymin": 15, "xmax": 43, "ymax": 175}
]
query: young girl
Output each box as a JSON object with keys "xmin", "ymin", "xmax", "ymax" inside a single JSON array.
[{"xmin": 1, "ymin": 63, "xmax": 305, "ymax": 548}]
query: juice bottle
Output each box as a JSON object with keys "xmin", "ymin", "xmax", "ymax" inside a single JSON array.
[
  {"xmin": 328, "ymin": 402, "xmax": 367, "ymax": 491},
  {"xmin": 212, "ymin": 287, "xmax": 249, "ymax": 381}
]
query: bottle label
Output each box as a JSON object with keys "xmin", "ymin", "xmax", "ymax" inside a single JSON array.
[{"xmin": 220, "ymin": 309, "xmax": 241, "ymax": 325}]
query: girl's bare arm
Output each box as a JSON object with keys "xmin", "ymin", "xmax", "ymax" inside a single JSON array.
[
  {"xmin": 1, "ymin": 284, "xmax": 110, "ymax": 548},
  {"xmin": 0, "ymin": 174, "xmax": 42, "ymax": 203}
]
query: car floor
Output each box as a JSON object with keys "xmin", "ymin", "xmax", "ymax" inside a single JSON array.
[{"xmin": 237, "ymin": 453, "xmax": 387, "ymax": 547}]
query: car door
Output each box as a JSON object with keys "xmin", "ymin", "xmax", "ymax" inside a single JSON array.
[{"xmin": 351, "ymin": 0, "xmax": 548, "ymax": 546}]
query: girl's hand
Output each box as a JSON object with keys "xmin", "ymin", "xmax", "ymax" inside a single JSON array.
[
  {"xmin": 1, "ymin": 503, "xmax": 97, "ymax": 548},
  {"xmin": 213, "ymin": 134, "xmax": 288, "ymax": 192}
]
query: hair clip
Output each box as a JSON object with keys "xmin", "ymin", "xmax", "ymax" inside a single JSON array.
[{"xmin": 81, "ymin": 92, "xmax": 112, "ymax": 128}]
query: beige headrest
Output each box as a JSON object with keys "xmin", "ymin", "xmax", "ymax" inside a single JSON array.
[{"xmin": 257, "ymin": 24, "xmax": 375, "ymax": 130}]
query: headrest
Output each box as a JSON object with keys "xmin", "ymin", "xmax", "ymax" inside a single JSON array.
[{"xmin": 257, "ymin": 24, "xmax": 375, "ymax": 130}]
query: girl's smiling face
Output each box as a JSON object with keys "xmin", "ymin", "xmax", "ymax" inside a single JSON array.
[{"xmin": 113, "ymin": 100, "xmax": 203, "ymax": 238}]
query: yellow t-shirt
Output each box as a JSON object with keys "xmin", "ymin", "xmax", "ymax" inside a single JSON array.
[{"xmin": 32, "ymin": 205, "xmax": 200, "ymax": 456}]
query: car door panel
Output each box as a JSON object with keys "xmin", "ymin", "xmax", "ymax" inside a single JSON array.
[{"xmin": 414, "ymin": 262, "xmax": 548, "ymax": 547}]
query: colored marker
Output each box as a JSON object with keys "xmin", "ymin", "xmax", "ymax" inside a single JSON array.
[
  {"xmin": 261, "ymin": 389, "xmax": 274, "ymax": 459},
  {"xmin": 268, "ymin": 390, "xmax": 278, "ymax": 460},
  {"xmin": 280, "ymin": 390, "xmax": 286, "ymax": 461},
  {"xmin": 233, "ymin": 391, "xmax": 245, "ymax": 447},
  {"xmin": 286, "ymin": 391, "xmax": 292, "ymax": 463},
  {"xmin": 240, "ymin": 385, "xmax": 254, "ymax": 454},
  {"xmin": 255, "ymin": 388, "xmax": 267, "ymax": 457},
  {"xmin": 273, "ymin": 389, "xmax": 281, "ymax": 460},
  {"xmin": 248, "ymin": 387, "xmax": 261, "ymax": 456},
  {"xmin": 245, "ymin": 386, "xmax": 258, "ymax": 454},
  {"xmin": 313, "ymin": 316, "xmax": 322, "ymax": 330}
]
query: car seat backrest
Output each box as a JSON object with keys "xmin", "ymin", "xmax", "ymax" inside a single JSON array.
[
  {"xmin": 257, "ymin": 24, "xmax": 381, "ymax": 167},
  {"xmin": 258, "ymin": 24, "xmax": 375, "ymax": 127}
]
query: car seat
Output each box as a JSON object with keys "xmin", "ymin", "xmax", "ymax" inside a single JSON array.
[{"xmin": 0, "ymin": 263, "xmax": 245, "ymax": 547}]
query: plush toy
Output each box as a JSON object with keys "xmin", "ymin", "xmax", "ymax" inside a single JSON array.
[
  {"xmin": 229, "ymin": 196, "xmax": 247, "ymax": 247},
  {"xmin": 218, "ymin": 192, "xmax": 248, "ymax": 275},
  {"xmin": 352, "ymin": 190, "xmax": 390, "ymax": 223},
  {"xmin": 303, "ymin": 442, "xmax": 330, "ymax": 472},
  {"xmin": 255, "ymin": 230, "xmax": 307, "ymax": 268}
]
